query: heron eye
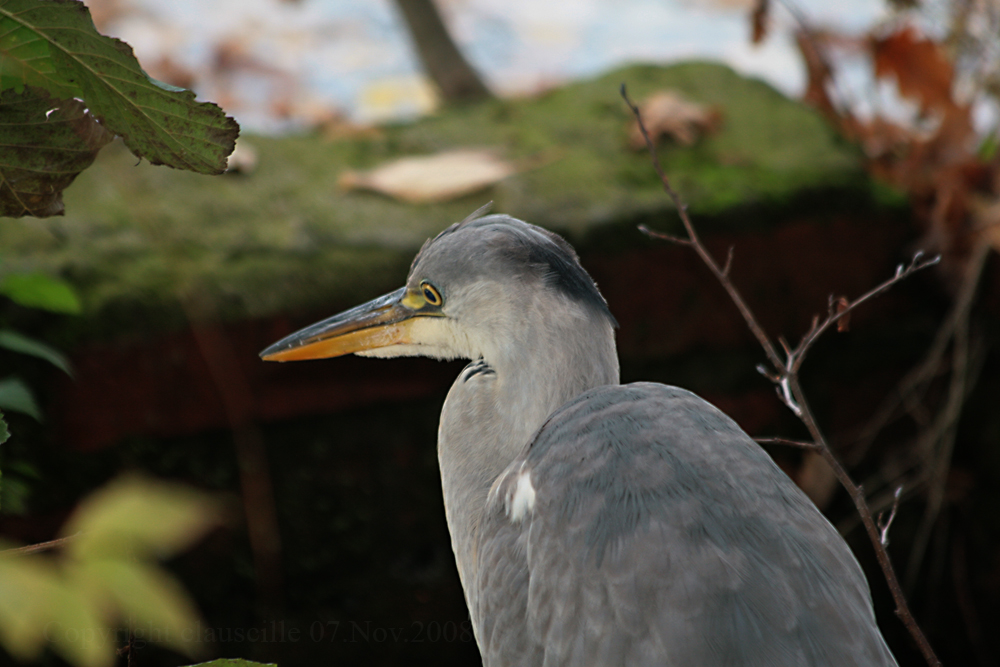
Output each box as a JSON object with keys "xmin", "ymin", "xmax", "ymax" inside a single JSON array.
[{"xmin": 421, "ymin": 281, "xmax": 443, "ymax": 306}]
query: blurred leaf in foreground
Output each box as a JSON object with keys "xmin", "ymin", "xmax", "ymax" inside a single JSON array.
[
  {"xmin": 0, "ymin": 329, "xmax": 72, "ymax": 374},
  {"xmin": 0, "ymin": 270, "xmax": 82, "ymax": 313},
  {"xmin": 0, "ymin": 476, "xmax": 221, "ymax": 667},
  {"xmin": 0, "ymin": 0, "xmax": 239, "ymax": 218},
  {"xmin": 0, "ymin": 551, "xmax": 106, "ymax": 667},
  {"xmin": 0, "ymin": 411, "xmax": 8, "ymax": 445},
  {"xmin": 64, "ymin": 475, "xmax": 222, "ymax": 559},
  {"xmin": 0, "ymin": 375, "xmax": 41, "ymax": 420}
]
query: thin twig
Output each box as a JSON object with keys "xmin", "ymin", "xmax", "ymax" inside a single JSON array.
[
  {"xmin": 622, "ymin": 85, "xmax": 942, "ymax": 667},
  {"xmin": 787, "ymin": 253, "xmax": 940, "ymax": 375},
  {"xmin": 906, "ymin": 308, "xmax": 984, "ymax": 591},
  {"xmin": 756, "ymin": 436, "xmax": 818, "ymax": 450},
  {"xmin": 625, "ymin": 88, "xmax": 785, "ymax": 376},
  {"xmin": 852, "ymin": 241, "xmax": 990, "ymax": 464},
  {"xmin": 0, "ymin": 533, "xmax": 79, "ymax": 557},
  {"xmin": 116, "ymin": 631, "xmax": 137, "ymax": 667}
]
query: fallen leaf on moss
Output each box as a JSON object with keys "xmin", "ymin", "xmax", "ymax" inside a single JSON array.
[
  {"xmin": 338, "ymin": 149, "xmax": 517, "ymax": 203},
  {"xmin": 627, "ymin": 90, "xmax": 722, "ymax": 149}
]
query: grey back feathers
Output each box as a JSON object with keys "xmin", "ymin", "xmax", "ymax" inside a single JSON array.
[{"xmin": 478, "ymin": 383, "xmax": 898, "ymax": 667}]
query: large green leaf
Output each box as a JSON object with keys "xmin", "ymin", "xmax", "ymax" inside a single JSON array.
[
  {"xmin": 0, "ymin": 271, "xmax": 82, "ymax": 313},
  {"xmin": 0, "ymin": 4, "xmax": 78, "ymax": 96},
  {"xmin": 0, "ymin": 88, "xmax": 113, "ymax": 217},
  {"xmin": 0, "ymin": 329, "xmax": 71, "ymax": 374},
  {"xmin": 0, "ymin": 375, "xmax": 40, "ymax": 420},
  {"xmin": 0, "ymin": 0, "xmax": 238, "ymax": 177}
]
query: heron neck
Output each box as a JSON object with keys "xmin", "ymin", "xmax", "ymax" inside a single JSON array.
[{"xmin": 436, "ymin": 303, "xmax": 618, "ymax": 610}]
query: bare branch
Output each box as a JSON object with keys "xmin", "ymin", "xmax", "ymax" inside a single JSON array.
[
  {"xmin": 756, "ymin": 436, "xmax": 819, "ymax": 450},
  {"xmin": 853, "ymin": 241, "xmax": 990, "ymax": 463},
  {"xmin": 721, "ymin": 245, "xmax": 735, "ymax": 277},
  {"xmin": 788, "ymin": 252, "xmax": 941, "ymax": 375},
  {"xmin": 637, "ymin": 224, "xmax": 693, "ymax": 246},
  {"xmin": 623, "ymin": 84, "xmax": 942, "ymax": 667},
  {"xmin": 623, "ymin": 84, "xmax": 786, "ymax": 376}
]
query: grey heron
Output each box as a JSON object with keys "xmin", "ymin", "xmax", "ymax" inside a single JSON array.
[{"xmin": 261, "ymin": 211, "xmax": 898, "ymax": 666}]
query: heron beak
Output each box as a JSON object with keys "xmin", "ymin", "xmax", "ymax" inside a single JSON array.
[{"xmin": 260, "ymin": 287, "xmax": 430, "ymax": 362}]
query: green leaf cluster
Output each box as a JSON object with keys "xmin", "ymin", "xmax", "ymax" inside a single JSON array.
[
  {"xmin": 0, "ymin": 271, "xmax": 76, "ymax": 423},
  {"xmin": 0, "ymin": 270, "xmax": 79, "ymax": 511},
  {"xmin": 0, "ymin": 0, "xmax": 239, "ymax": 217},
  {"xmin": 0, "ymin": 476, "xmax": 221, "ymax": 667}
]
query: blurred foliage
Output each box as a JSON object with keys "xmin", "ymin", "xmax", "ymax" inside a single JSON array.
[
  {"xmin": 0, "ymin": 271, "xmax": 82, "ymax": 314},
  {"xmin": 0, "ymin": 270, "xmax": 76, "ymax": 422},
  {"xmin": 0, "ymin": 476, "xmax": 220, "ymax": 667},
  {"xmin": 0, "ymin": 0, "xmax": 239, "ymax": 218},
  {"xmin": 0, "ymin": 270, "xmax": 78, "ymax": 513}
]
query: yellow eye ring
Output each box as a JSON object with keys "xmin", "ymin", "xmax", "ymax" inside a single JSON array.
[{"xmin": 420, "ymin": 281, "xmax": 443, "ymax": 306}]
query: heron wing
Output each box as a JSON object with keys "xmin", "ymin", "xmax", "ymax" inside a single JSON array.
[{"xmin": 475, "ymin": 382, "xmax": 898, "ymax": 667}]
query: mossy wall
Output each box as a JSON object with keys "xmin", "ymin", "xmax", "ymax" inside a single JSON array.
[{"xmin": 0, "ymin": 62, "xmax": 879, "ymax": 342}]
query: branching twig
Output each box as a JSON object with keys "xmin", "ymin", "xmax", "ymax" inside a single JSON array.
[
  {"xmin": 622, "ymin": 85, "xmax": 942, "ymax": 667},
  {"xmin": 853, "ymin": 241, "xmax": 990, "ymax": 464},
  {"xmin": 786, "ymin": 252, "xmax": 940, "ymax": 376}
]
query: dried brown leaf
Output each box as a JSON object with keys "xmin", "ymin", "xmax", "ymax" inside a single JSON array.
[
  {"xmin": 751, "ymin": 0, "xmax": 770, "ymax": 44},
  {"xmin": 626, "ymin": 91, "xmax": 722, "ymax": 150},
  {"xmin": 835, "ymin": 296, "xmax": 851, "ymax": 332},
  {"xmin": 872, "ymin": 26, "xmax": 956, "ymax": 114},
  {"xmin": 338, "ymin": 150, "xmax": 518, "ymax": 203},
  {"xmin": 970, "ymin": 191, "xmax": 1000, "ymax": 253}
]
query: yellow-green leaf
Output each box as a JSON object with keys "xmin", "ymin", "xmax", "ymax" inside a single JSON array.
[
  {"xmin": 78, "ymin": 560, "xmax": 203, "ymax": 659},
  {"xmin": 0, "ymin": 553, "xmax": 109, "ymax": 667},
  {"xmin": 63, "ymin": 476, "xmax": 220, "ymax": 560}
]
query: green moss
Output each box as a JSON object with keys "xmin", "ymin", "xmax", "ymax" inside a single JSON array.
[{"xmin": 0, "ymin": 61, "xmax": 881, "ymax": 342}]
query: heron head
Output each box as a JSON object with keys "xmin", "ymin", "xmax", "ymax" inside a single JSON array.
[{"xmin": 259, "ymin": 211, "xmax": 615, "ymax": 363}]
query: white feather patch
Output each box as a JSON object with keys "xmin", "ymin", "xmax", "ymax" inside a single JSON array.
[{"xmin": 508, "ymin": 470, "xmax": 536, "ymax": 523}]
